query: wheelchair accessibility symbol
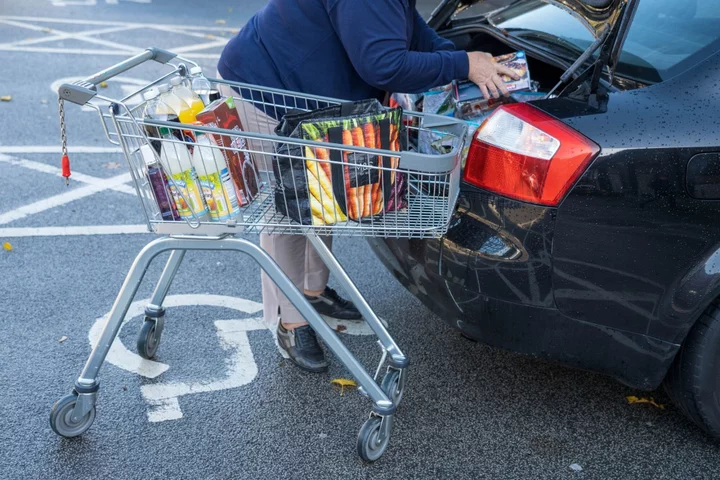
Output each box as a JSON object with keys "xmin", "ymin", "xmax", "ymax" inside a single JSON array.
[{"xmin": 89, "ymin": 293, "xmax": 382, "ymax": 422}]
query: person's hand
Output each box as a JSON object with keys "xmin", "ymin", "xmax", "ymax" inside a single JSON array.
[{"xmin": 467, "ymin": 51, "xmax": 521, "ymax": 99}]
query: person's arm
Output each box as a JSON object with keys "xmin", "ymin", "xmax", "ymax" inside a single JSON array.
[
  {"xmin": 410, "ymin": 8, "xmax": 455, "ymax": 52},
  {"xmin": 326, "ymin": 0, "xmax": 468, "ymax": 93}
]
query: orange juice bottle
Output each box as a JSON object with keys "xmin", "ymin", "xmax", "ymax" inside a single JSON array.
[{"xmin": 169, "ymin": 77, "xmax": 205, "ymax": 122}]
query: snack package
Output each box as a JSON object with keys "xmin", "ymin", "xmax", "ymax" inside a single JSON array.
[
  {"xmin": 494, "ymin": 51, "xmax": 531, "ymax": 91},
  {"xmin": 196, "ymin": 96, "xmax": 259, "ymax": 206},
  {"xmin": 422, "ymin": 83, "xmax": 455, "ymax": 117},
  {"xmin": 389, "ymin": 93, "xmax": 421, "ymax": 112},
  {"xmin": 453, "ymin": 51, "xmax": 532, "ymax": 119},
  {"xmin": 273, "ymin": 100, "xmax": 405, "ymax": 226}
]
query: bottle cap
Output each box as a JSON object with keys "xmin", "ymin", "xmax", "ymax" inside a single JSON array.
[
  {"xmin": 158, "ymin": 84, "xmax": 170, "ymax": 93},
  {"xmin": 189, "ymin": 66, "xmax": 202, "ymax": 76},
  {"xmin": 170, "ymin": 76, "xmax": 182, "ymax": 86},
  {"xmin": 142, "ymin": 88, "xmax": 159, "ymax": 101}
]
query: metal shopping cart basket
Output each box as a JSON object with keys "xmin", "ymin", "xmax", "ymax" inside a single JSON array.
[{"xmin": 50, "ymin": 48, "xmax": 466, "ymax": 462}]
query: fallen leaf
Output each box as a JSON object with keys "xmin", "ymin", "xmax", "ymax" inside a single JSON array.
[
  {"xmin": 99, "ymin": 81, "xmax": 108, "ymax": 88},
  {"xmin": 335, "ymin": 324, "xmax": 347, "ymax": 332},
  {"xmin": 569, "ymin": 464, "xmax": 583, "ymax": 472},
  {"xmin": 215, "ymin": 19, "xmax": 226, "ymax": 24},
  {"xmin": 204, "ymin": 34, "xmax": 216, "ymax": 40},
  {"xmin": 626, "ymin": 395, "xmax": 665, "ymax": 410},
  {"xmin": 331, "ymin": 378, "xmax": 357, "ymax": 396},
  {"xmin": 58, "ymin": 336, "xmax": 68, "ymax": 343},
  {"xmin": 103, "ymin": 161, "xmax": 121, "ymax": 169},
  {"xmin": 2, "ymin": 242, "xmax": 12, "ymax": 251},
  {"xmin": 1, "ymin": 95, "xmax": 12, "ymax": 102},
  {"xmin": 42, "ymin": 27, "xmax": 52, "ymax": 33}
]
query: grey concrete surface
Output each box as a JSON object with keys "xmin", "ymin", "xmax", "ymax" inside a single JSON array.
[{"xmin": 1, "ymin": 1, "xmax": 719, "ymax": 479}]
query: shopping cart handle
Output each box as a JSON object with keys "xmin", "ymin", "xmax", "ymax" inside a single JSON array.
[{"xmin": 58, "ymin": 47, "xmax": 178, "ymax": 106}]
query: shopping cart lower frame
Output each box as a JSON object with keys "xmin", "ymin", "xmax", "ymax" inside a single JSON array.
[{"xmin": 49, "ymin": 48, "xmax": 464, "ymax": 462}]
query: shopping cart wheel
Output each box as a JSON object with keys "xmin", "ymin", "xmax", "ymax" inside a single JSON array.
[
  {"xmin": 357, "ymin": 415, "xmax": 390, "ymax": 462},
  {"xmin": 50, "ymin": 393, "xmax": 96, "ymax": 438},
  {"xmin": 137, "ymin": 317, "xmax": 162, "ymax": 359},
  {"xmin": 381, "ymin": 369, "xmax": 405, "ymax": 406}
]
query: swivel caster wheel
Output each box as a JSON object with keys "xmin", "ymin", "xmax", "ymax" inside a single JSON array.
[
  {"xmin": 50, "ymin": 393, "xmax": 96, "ymax": 438},
  {"xmin": 137, "ymin": 317, "xmax": 163, "ymax": 359},
  {"xmin": 357, "ymin": 415, "xmax": 391, "ymax": 462},
  {"xmin": 381, "ymin": 368, "xmax": 405, "ymax": 406}
]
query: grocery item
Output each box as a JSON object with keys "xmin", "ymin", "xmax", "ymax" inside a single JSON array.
[
  {"xmin": 142, "ymin": 87, "xmax": 180, "ymax": 153},
  {"xmin": 421, "ymin": 83, "xmax": 455, "ymax": 116},
  {"xmin": 189, "ymin": 67, "xmax": 221, "ymax": 106},
  {"xmin": 453, "ymin": 51, "xmax": 533, "ymax": 119},
  {"xmin": 195, "ymin": 96, "xmax": 259, "ymax": 206},
  {"xmin": 140, "ymin": 144, "xmax": 179, "ymax": 221},
  {"xmin": 159, "ymin": 139, "xmax": 209, "ymax": 221},
  {"xmin": 169, "ymin": 76, "xmax": 204, "ymax": 121},
  {"xmin": 160, "ymin": 82, "xmax": 195, "ymax": 124},
  {"xmin": 273, "ymin": 99, "xmax": 405, "ymax": 226},
  {"xmin": 191, "ymin": 132, "xmax": 241, "ymax": 221},
  {"xmin": 494, "ymin": 51, "xmax": 532, "ymax": 92}
]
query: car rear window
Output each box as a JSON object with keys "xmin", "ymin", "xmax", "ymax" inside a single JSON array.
[{"xmin": 484, "ymin": 0, "xmax": 720, "ymax": 84}]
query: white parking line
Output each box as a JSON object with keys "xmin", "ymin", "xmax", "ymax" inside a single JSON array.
[
  {"xmin": 0, "ymin": 153, "xmax": 135, "ymax": 195},
  {"xmin": 0, "ymin": 146, "xmax": 122, "ymax": 154},
  {"xmin": 0, "ymin": 225, "xmax": 147, "ymax": 237},
  {"xmin": 0, "ymin": 15, "xmax": 239, "ymax": 32},
  {"xmin": 0, "ymin": 172, "xmax": 131, "ymax": 225}
]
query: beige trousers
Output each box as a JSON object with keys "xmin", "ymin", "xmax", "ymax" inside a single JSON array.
[{"xmin": 216, "ymin": 72, "xmax": 332, "ymax": 326}]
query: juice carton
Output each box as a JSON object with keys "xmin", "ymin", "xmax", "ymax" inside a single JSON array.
[{"xmin": 195, "ymin": 97, "xmax": 259, "ymax": 206}]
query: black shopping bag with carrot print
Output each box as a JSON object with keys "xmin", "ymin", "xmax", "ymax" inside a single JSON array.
[{"xmin": 273, "ymin": 99, "xmax": 406, "ymax": 226}]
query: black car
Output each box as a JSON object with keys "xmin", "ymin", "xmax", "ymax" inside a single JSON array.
[{"xmin": 370, "ymin": 0, "xmax": 720, "ymax": 436}]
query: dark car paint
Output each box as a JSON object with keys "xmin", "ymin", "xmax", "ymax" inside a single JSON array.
[{"xmin": 371, "ymin": 47, "xmax": 720, "ymax": 389}]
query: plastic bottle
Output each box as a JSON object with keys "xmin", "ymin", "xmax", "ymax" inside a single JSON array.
[
  {"xmin": 191, "ymin": 132, "xmax": 241, "ymax": 221},
  {"xmin": 169, "ymin": 76, "xmax": 204, "ymax": 121},
  {"xmin": 160, "ymin": 138, "xmax": 209, "ymax": 222},
  {"xmin": 189, "ymin": 67, "xmax": 221, "ymax": 106},
  {"xmin": 142, "ymin": 87, "xmax": 179, "ymax": 152},
  {"xmin": 159, "ymin": 83, "xmax": 195, "ymax": 124}
]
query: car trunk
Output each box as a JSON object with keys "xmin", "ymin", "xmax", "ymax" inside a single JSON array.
[
  {"xmin": 444, "ymin": 28, "xmax": 569, "ymax": 93},
  {"xmin": 432, "ymin": 0, "xmax": 640, "ymax": 99}
]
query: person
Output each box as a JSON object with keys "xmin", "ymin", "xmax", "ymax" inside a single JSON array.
[{"xmin": 217, "ymin": 0, "xmax": 518, "ymax": 373}]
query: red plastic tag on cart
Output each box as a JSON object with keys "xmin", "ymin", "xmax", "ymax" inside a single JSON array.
[{"xmin": 61, "ymin": 154, "xmax": 71, "ymax": 185}]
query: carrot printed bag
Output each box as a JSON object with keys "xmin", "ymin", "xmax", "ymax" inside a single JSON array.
[{"xmin": 273, "ymin": 100, "xmax": 405, "ymax": 226}]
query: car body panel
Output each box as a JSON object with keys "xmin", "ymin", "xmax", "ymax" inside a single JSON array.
[{"xmin": 372, "ymin": 37, "xmax": 720, "ymax": 389}]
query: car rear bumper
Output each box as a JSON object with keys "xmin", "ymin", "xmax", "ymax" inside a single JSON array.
[{"xmin": 368, "ymin": 189, "xmax": 679, "ymax": 390}]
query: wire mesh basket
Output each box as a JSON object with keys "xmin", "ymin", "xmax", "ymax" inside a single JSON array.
[{"xmin": 102, "ymin": 72, "xmax": 466, "ymax": 238}]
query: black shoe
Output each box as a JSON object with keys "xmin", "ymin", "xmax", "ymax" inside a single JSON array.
[
  {"xmin": 305, "ymin": 287, "xmax": 362, "ymax": 320},
  {"xmin": 276, "ymin": 323, "xmax": 329, "ymax": 373}
]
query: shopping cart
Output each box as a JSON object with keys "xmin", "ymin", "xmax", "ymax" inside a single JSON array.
[{"xmin": 50, "ymin": 48, "xmax": 466, "ymax": 461}]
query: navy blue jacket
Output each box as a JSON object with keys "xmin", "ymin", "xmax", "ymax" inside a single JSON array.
[{"xmin": 218, "ymin": 0, "xmax": 469, "ymax": 104}]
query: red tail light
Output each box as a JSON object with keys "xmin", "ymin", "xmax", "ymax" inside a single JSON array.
[{"xmin": 463, "ymin": 103, "xmax": 599, "ymax": 206}]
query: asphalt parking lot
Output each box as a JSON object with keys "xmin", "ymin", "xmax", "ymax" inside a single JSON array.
[{"xmin": 1, "ymin": 1, "xmax": 720, "ymax": 479}]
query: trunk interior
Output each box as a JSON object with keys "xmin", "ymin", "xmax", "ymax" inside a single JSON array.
[{"xmin": 444, "ymin": 29, "xmax": 568, "ymax": 92}]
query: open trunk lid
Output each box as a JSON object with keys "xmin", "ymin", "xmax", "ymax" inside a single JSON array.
[
  {"xmin": 430, "ymin": 0, "xmax": 626, "ymax": 37},
  {"xmin": 430, "ymin": 0, "xmax": 638, "ymax": 99}
]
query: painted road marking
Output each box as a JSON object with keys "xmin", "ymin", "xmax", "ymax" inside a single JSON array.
[
  {"xmin": 0, "ymin": 225, "xmax": 148, "ymax": 237},
  {"xmin": 0, "ymin": 146, "xmax": 121, "ymax": 153},
  {"xmin": 0, "ymin": 153, "xmax": 135, "ymax": 195},
  {"xmin": 0, "ymin": 15, "xmax": 239, "ymax": 32},
  {"xmin": 89, "ymin": 294, "xmax": 385, "ymax": 422},
  {"xmin": 0, "ymin": 171, "xmax": 131, "ymax": 225},
  {"xmin": 0, "ymin": 16, "xmax": 235, "ymax": 59}
]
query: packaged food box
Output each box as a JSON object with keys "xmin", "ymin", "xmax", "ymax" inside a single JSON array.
[
  {"xmin": 494, "ymin": 51, "xmax": 532, "ymax": 92},
  {"xmin": 453, "ymin": 50, "xmax": 532, "ymax": 119},
  {"xmin": 196, "ymin": 96, "xmax": 259, "ymax": 206},
  {"xmin": 422, "ymin": 83, "xmax": 455, "ymax": 117}
]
